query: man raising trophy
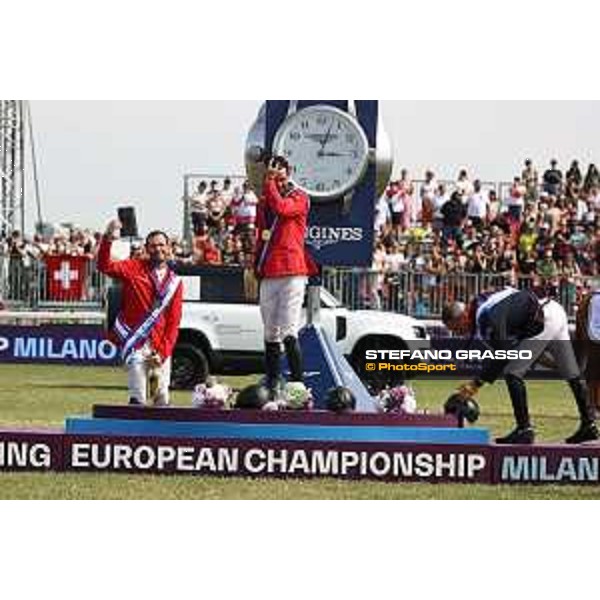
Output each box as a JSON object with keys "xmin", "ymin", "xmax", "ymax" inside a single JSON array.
[
  {"xmin": 255, "ymin": 156, "xmax": 318, "ymax": 400},
  {"xmin": 98, "ymin": 218, "xmax": 183, "ymax": 406}
]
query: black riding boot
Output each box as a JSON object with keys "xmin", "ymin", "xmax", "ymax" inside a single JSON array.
[
  {"xmin": 565, "ymin": 378, "xmax": 599, "ymax": 444},
  {"xmin": 264, "ymin": 342, "xmax": 282, "ymax": 399},
  {"xmin": 496, "ymin": 374, "xmax": 535, "ymax": 445},
  {"xmin": 284, "ymin": 335, "xmax": 304, "ymax": 383}
]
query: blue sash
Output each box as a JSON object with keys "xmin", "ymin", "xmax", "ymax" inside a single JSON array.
[{"xmin": 113, "ymin": 269, "xmax": 181, "ymax": 362}]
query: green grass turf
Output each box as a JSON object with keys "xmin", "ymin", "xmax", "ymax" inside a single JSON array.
[{"xmin": 1, "ymin": 363, "xmax": 598, "ymax": 499}]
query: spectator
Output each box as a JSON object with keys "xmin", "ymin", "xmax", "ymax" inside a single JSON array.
[
  {"xmin": 203, "ymin": 236, "xmax": 222, "ymax": 266},
  {"xmin": 466, "ymin": 179, "xmax": 489, "ymax": 229},
  {"xmin": 207, "ymin": 189, "xmax": 227, "ymax": 228},
  {"xmin": 220, "ymin": 177, "xmax": 234, "ymax": 205},
  {"xmin": 543, "ymin": 159, "xmax": 563, "ymax": 196},
  {"xmin": 545, "ymin": 196, "xmax": 564, "ymax": 234},
  {"xmin": 519, "ymin": 249, "xmax": 537, "ymax": 276},
  {"xmin": 536, "ymin": 248, "xmax": 559, "ymax": 280},
  {"xmin": 0, "ymin": 236, "xmax": 8, "ymax": 306},
  {"xmin": 456, "ymin": 169, "xmax": 474, "ymax": 198},
  {"xmin": 487, "ymin": 189, "xmax": 501, "ymax": 222},
  {"xmin": 8, "ymin": 231, "xmax": 29, "ymax": 301},
  {"xmin": 420, "ymin": 170, "xmax": 437, "ymax": 226},
  {"xmin": 574, "ymin": 193, "xmax": 589, "ymax": 223},
  {"xmin": 387, "ymin": 180, "xmax": 404, "ymax": 234},
  {"xmin": 565, "ymin": 175, "xmax": 581, "ymax": 201},
  {"xmin": 190, "ymin": 181, "xmax": 209, "ymax": 234},
  {"xmin": 583, "ymin": 164, "xmax": 600, "ymax": 193},
  {"xmin": 566, "ymin": 160, "xmax": 583, "ymax": 186},
  {"xmin": 367, "ymin": 242, "xmax": 387, "ymax": 309},
  {"xmin": 462, "ymin": 221, "xmax": 481, "ymax": 250},
  {"xmin": 467, "ymin": 243, "xmax": 488, "ymax": 273},
  {"xmin": 221, "ymin": 235, "xmax": 238, "ymax": 265},
  {"xmin": 232, "ymin": 180, "xmax": 258, "ymax": 235},
  {"xmin": 570, "ymin": 224, "xmax": 588, "ymax": 253},
  {"xmin": 441, "ymin": 191, "xmax": 466, "ymax": 245},
  {"xmin": 374, "ymin": 190, "xmax": 391, "ymax": 234},
  {"xmin": 384, "ymin": 241, "xmax": 407, "ymax": 272},
  {"xmin": 432, "ymin": 183, "xmax": 448, "ymax": 232},
  {"xmin": 192, "ymin": 224, "xmax": 210, "ymax": 264},
  {"xmin": 587, "ymin": 185, "xmax": 600, "ymax": 210},
  {"xmin": 518, "ymin": 218, "xmax": 538, "ymax": 259},
  {"xmin": 495, "ymin": 248, "xmax": 517, "ymax": 277},
  {"xmin": 521, "ymin": 159, "xmax": 539, "ymax": 202},
  {"xmin": 397, "ymin": 170, "xmax": 415, "ymax": 229},
  {"xmin": 505, "ymin": 176, "xmax": 526, "ymax": 221}
]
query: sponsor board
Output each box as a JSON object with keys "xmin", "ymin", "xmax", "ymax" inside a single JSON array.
[
  {"xmin": 1, "ymin": 428, "xmax": 599, "ymax": 485},
  {"xmin": 3, "ymin": 428, "xmax": 599, "ymax": 485},
  {"xmin": 65, "ymin": 437, "xmax": 492, "ymax": 482},
  {"xmin": 495, "ymin": 445, "xmax": 600, "ymax": 484},
  {"xmin": 0, "ymin": 431, "xmax": 64, "ymax": 471},
  {"xmin": 0, "ymin": 325, "xmax": 118, "ymax": 366},
  {"xmin": 0, "ymin": 430, "xmax": 491, "ymax": 482}
]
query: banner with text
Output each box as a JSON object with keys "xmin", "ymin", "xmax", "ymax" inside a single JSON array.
[{"xmin": 0, "ymin": 325, "xmax": 118, "ymax": 366}]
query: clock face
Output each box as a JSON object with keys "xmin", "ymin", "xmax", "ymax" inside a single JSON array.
[{"xmin": 272, "ymin": 105, "xmax": 370, "ymax": 200}]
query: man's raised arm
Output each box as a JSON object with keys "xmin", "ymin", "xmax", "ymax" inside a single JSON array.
[{"xmin": 97, "ymin": 219, "xmax": 135, "ymax": 279}]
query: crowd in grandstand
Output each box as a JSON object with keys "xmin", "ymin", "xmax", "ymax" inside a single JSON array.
[
  {"xmin": 364, "ymin": 159, "xmax": 600, "ymax": 312},
  {"xmin": 374, "ymin": 159, "xmax": 600, "ymax": 278},
  {"xmin": 2, "ymin": 159, "xmax": 600, "ymax": 313},
  {"xmin": 186, "ymin": 177, "xmax": 258, "ymax": 267},
  {"xmin": 184, "ymin": 160, "xmax": 600, "ymax": 279}
]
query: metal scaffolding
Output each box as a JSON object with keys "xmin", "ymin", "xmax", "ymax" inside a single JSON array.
[{"xmin": 0, "ymin": 100, "xmax": 26, "ymax": 237}]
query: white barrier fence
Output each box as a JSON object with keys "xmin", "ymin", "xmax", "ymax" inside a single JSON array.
[{"xmin": 0, "ymin": 258, "xmax": 594, "ymax": 322}]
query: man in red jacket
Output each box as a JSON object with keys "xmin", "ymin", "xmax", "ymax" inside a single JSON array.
[
  {"xmin": 98, "ymin": 220, "xmax": 183, "ymax": 406},
  {"xmin": 255, "ymin": 156, "xmax": 318, "ymax": 398}
]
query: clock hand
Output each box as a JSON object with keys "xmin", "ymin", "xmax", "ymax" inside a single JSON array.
[{"xmin": 320, "ymin": 120, "xmax": 335, "ymax": 150}]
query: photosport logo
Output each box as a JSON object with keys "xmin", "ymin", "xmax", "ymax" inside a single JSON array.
[{"xmin": 362, "ymin": 348, "xmax": 534, "ymax": 379}]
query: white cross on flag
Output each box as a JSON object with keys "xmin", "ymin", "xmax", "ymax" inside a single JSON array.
[
  {"xmin": 45, "ymin": 255, "xmax": 89, "ymax": 301},
  {"xmin": 54, "ymin": 260, "xmax": 79, "ymax": 289}
]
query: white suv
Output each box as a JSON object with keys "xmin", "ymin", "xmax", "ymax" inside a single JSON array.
[{"xmin": 171, "ymin": 266, "xmax": 429, "ymax": 389}]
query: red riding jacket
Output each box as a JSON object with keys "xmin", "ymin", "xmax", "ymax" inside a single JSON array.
[
  {"xmin": 97, "ymin": 237, "xmax": 183, "ymax": 360},
  {"xmin": 255, "ymin": 178, "xmax": 318, "ymax": 278}
]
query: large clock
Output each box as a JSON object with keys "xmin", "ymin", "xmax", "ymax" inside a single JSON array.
[{"xmin": 272, "ymin": 105, "xmax": 371, "ymax": 201}]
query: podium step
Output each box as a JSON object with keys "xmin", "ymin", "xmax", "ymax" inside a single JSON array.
[
  {"xmin": 92, "ymin": 404, "xmax": 458, "ymax": 427},
  {"xmin": 66, "ymin": 416, "xmax": 490, "ymax": 445}
]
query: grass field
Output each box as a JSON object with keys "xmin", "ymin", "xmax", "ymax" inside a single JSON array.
[{"xmin": 1, "ymin": 363, "xmax": 599, "ymax": 499}]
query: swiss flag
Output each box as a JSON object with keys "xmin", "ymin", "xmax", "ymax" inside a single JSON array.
[{"xmin": 45, "ymin": 255, "xmax": 89, "ymax": 301}]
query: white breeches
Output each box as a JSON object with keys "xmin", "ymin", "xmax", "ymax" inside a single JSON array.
[
  {"xmin": 504, "ymin": 300, "xmax": 580, "ymax": 380},
  {"xmin": 259, "ymin": 276, "xmax": 307, "ymax": 343},
  {"xmin": 126, "ymin": 343, "xmax": 172, "ymax": 406}
]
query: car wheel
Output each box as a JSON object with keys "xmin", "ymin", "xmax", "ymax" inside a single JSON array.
[{"xmin": 171, "ymin": 343, "xmax": 209, "ymax": 389}]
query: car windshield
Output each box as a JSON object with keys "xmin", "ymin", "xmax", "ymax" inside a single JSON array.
[{"xmin": 319, "ymin": 287, "xmax": 343, "ymax": 308}]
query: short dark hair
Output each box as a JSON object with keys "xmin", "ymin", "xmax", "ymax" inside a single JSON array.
[
  {"xmin": 265, "ymin": 154, "xmax": 291, "ymax": 173},
  {"xmin": 442, "ymin": 301, "xmax": 466, "ymax": 326},
  {"xmin": 145, "ymin": 230, "xmax": 170, "ymax": 245}
]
